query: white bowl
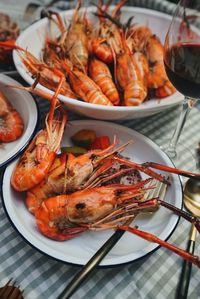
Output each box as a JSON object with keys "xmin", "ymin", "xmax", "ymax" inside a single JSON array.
[
  {"xmin": 13, "ymin": 7, "xmax": 184, "ymax": 120},
  {"xmin": 0, "ymin": 74, "xmax": 39, "ymax": 168},
  {"xmin": 2, "ymin": 120, "xmax": 183, "ymax": 266}
]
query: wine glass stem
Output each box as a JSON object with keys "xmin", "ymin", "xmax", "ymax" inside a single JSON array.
[{"xmin": 168, "ymin": 97, "xmax": 195, "ymax": 158}]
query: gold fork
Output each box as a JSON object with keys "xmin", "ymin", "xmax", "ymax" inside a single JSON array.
[{"xmin": 0, "ymin": 279, "xmax": 24, "ymax": 299}]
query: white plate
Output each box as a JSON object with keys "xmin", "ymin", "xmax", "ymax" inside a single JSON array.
[
  {"xmin": 0, "ymin": 74, "xmax": 38, "ymax": 168},
  {"xmin": 13, "ymin": 7, "xmax": 184, "ymax": 120},
  {"xmin": 2, "ymin": 120, "xmax": 183, "ymax": 266}
]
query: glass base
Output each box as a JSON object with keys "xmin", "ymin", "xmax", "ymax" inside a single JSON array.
[{"xmin": 156, "ymin": 139, "xmax": 197, "ymax": 184}]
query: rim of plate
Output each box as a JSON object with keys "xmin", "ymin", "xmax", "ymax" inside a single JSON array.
[
  {"xmin": 1, "ymin": 120, "xmax": 183, "ymax": 267},
  {"xmin": 13, "ymin": 7, "xmax": 184, "ymax": 112},
  {"xmin": 0, "ymin": 74, "xmax": 39, "ymax": 169}
]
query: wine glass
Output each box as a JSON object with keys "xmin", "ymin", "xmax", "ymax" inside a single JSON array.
[{"xmin": 160, "ymin": 0, "xmax": 200, "ymax": 169}]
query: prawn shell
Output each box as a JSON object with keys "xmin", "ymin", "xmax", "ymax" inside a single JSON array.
[
  {"xmin": 0, "ymin": 91, "xmax": 24, "ymax": 142},
  {"xmin": 36, "ymin": 195, "xmax": 87, "ymax": 241},
  {"xmin": 92, "ymin": 40, "xmax": 114, "ymax": 63},
  {"xmin": 25, "ymin": 153, "xmax": 66, "ymax": 214},
  {"xmin": 89, "ymin": 57, "xmax": 120, "ymax": 105},
  {"xmin": 0, "ymin": 110, "xmax": 24, "ymax": 142},
  {"xmin": 11, "ymin": 151, "xmax": 56, "ymax": 191},
  {"xmin": 124, "ymin": 82, "xmax": 147, "ymax": 106},
  {"xmin": 67, "ymin": 188, "xmax": 117, "ymax": 223},
  {"xmin": 68, "ymin": 69, "xmax": 113, "ymax": 106},
  {"xmin": 65, "ymin": 23, "xmax": 89, "ymax": 73},
  {"xmin": 155, "ymin": 80, "xmax": 176, "ymax": 98}
]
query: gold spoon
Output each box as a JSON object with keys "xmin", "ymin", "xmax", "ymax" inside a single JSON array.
[{"xmin": 176, "ymin": 178, "xmax": 200, "ymax": 299}]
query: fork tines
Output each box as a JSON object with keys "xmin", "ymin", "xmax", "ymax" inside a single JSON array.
[{"xmin": 143, "ymin": 179, "xmax": 168, "ymax": 201}]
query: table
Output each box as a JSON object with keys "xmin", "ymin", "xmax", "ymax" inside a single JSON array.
[
  {"xmin": 1, "ymin": 98, "xmax": 200, "ymax": 299},
  {"xmin": 0, "ymin": 1, "xmax": 200, "ymax": 298}
]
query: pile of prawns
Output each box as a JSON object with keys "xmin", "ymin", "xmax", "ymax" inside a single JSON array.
[
  {"xmin": 0, "ymin": 0, "xmax": 175, "ymax": 107},
  {"xmin": 2, "ymin": 1, "xmax": 200, "ymax": 267}
]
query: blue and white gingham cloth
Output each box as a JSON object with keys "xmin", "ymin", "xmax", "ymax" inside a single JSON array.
[
  {"xmin": 0, "ymin": 1, "xmax": 200, "ymax": 298},
  {"xmin": 1, "ymin": 103, "xmax": 200, "ymax": 299}
]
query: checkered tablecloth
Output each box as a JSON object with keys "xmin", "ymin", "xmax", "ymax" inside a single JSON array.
[
  {"xmin": 1, "ymin": 102, "xmax": 200, "ymax": 299},
  {"xmin": 0, "ymin": 1, "xmax": 200, "ymax": 299}
]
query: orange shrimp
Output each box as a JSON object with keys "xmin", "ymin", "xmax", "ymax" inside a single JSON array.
[
  {"xmin": 91, "ymin": 0, "xmax": 125, "ymax": 63},
  {"xmin": 0, "ymin": 41, "xmax": 76, "ymax": 99},
  {"xmin": 64, "ymin": 139, "xmax": 126, "ymax": 192},
  {"xmin": 62, "ymin": 61, "xmax": 113, "ymax": 106},
  {"xmin": 25, "ymin": 141, "xmax": 138, "ymax": 214},
  {"xmin": 127, "ymin": 27, "xmax": 173, "ymax": 93},
  {"xmin": 46, "ymin": 5, "xmax": 92, "ymax": 73},
  {"xmin": 144, "ymin": 34, "xmax": 169, "ymax": 89},
  {"xmin": 155, "ymin": 80, "xmax": 176, "ymax": 98},
  {"xmin": 131, "ymin": 51, "xmax": 149, "ymax": 92},
  {"xmin": 36, "ymin": 181, "xmax": 150, "ymax": 240},
  {"xmin": 64, "ymin": 0, "xmax": 89, "ymax": 73},
  {"xmin": 91, "ymin": 39, "xmax": 114, "ymax": 63},
  {"xmin": 25, "ymin": 153, "xmax": 67, "ymax": 215},
  {"xmin": 64, "ymin": 138, "xmax": 175, "ymax": 194},
  {"xmin": 11, "ymin": 105, "xmax": 67, "ymax": 192},
  {"xmin": 91, "ymin": 23, "xmax": 122, "ymax": 64},
  {"xmin": 45, "ymin": 3, "xmax": 89, "ymax": 73},
  {"xmin": 64, "ymin": 133, "xmax": 200, "ymax": 193},
  {"xmin": 0, "ymin": 91, "xmax": 24, "ymax": 143},
  {"xmin": 127, "ymin": 26, "xmax": 152, "ymax": 53},
  {"xmin": 72, "ymin": 138, "xmax": 200, "ymax": 186},
  {"xmin": 36, "ymin": 184, "xmax": 200, "ymax": 268},
  {"xmin": 115, "ymin": 34, "xmax": 147, "ymax": 106},
  {"xmin": 89, "ymin": 57, "xmax": 120, "ymax": 105},
  {"xmin": 143, "ymin": 34, "xmax": 176, "ymax": 97},
  {"xmin": 42, "ymin": 39, "xmax": 69, "ymax": 76}
]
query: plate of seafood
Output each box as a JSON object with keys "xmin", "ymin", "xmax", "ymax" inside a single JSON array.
[
  {"xmin": 5, "ymin": 3, "xmax": 184, "ymax": 120},
  {"xmin": 2, "ymin": 119, "xmax": 192, "ymax": 267},
  {"xmin": 0, "ymin": 74, "xmax": 38, "ymax": 168}
]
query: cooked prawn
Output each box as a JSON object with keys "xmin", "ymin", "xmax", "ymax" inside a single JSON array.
[
  {"xmin": 0, "ymin": 41, "xmax": 76, "ymax": 99},
  {"xmin": 64, "ymin": 0, "xmax": 89, "ymax": 73},
  {"xmin": 127, "ymin": 27, "xmax": 175, "ymax": 97},
  {"xmin": 115, "ymin": 33, "xmax": 147, "ymax": 106},
  {"xmin": 131, "ymin": 51, "xmax": 149, "ymax": 93},
  {"xmin": 155, "ymin": 80, "xmax": 176, "ymax": 98},
  {"xmin": 36, "ymin": 181, "xmax": 150, "ymax": 240},
  {"xmin": 34, "ymin": 155, "xmax": 200, "ymax": 267},
  {"xmin": 127, "ymin": 26, "xmax": 152, "ymax": 52},
  {"xmin": 144, "ymin": 34, "xmax": 169, "ymax": 89},
  {"xmin": 11, "ymin": 105, "xmax": 67, "ymax": 191},
  {"xmin": 48, "ymin": 2, "xmax": 90, "ymax": 72},
  {"xmin": 62, "ymin": 61, "xmax": 113, "ymax": 106},
  {"xmin": 64, "ymin": 139, "xmax": 125, "ymax": 192},
  {"xmin": 91, "ymin": 0, "xmax": 125, "ymax": 63},
  {"xmin": 89, "ymin": 57, "xmax": 120, "ymax": 105},
  {"xmin": 0, "ymin": 91, "xmax": 24, "ymax": 143},
  {"xmin": 35, "ymin": 181, "xmax": 200, "ymax": 267},
  {"xmin": 25, "ymin": 153, "xmax": 67, "ymax": 214}
]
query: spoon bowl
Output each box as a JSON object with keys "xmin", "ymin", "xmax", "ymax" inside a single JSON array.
[{"xmin": 184, "ymin": 178, "xmax": 200, "ymax": 215}]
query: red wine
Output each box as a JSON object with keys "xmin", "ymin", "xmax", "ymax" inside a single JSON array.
[{"xmin": 164, "ymin": 43, "xmax": 200, "ymax": 98}]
